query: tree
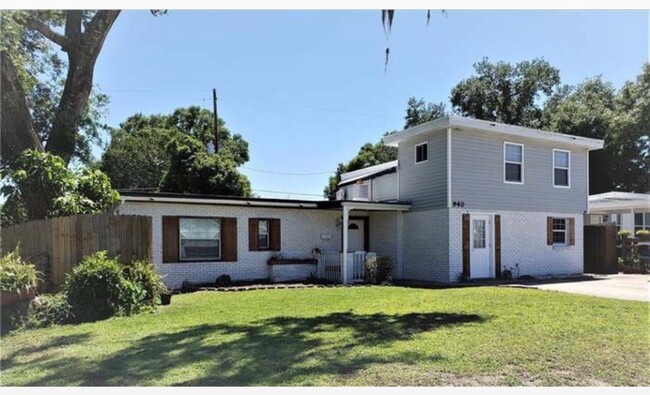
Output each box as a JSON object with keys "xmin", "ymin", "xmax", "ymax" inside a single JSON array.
[
  {"xmin": 100, "ymin": 106, "xmax": 251, "ymax": 195},
  {"xmin": 0, "ymin": 150, "xmax": 119, "ymax": 225},
  {"xmin": 450, "ymin": 57, "xmax": 561, "ymax": 127},
  {"xmin": 404, "ymin": 97, "xmax": 447, "ymax": 128},
  {"xmin": 1, "ymin": 10, "xmax": 120, "ymax": 166}
]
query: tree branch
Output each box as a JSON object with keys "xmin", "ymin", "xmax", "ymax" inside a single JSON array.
[
  {"xmin": 83, "ymin": 10, "xmax": 120, "ymax": 50},
  {"xmin": 24, "ymin": 18, "xmax": 71, "ymax": 50}
]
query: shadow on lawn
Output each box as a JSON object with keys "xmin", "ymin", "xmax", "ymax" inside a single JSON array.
[{"xmin": 20, "ymin": 311, "xmax": 486, "ymax": 386}]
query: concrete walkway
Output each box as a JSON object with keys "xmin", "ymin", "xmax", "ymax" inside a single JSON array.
[{"xmin": 511, "ymin": 274, "xmax": 649, "ymax": 302}]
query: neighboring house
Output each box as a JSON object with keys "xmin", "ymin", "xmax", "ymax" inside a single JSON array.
[
  {"xmin": 117, "ymin": 115, "xmax": 603, "ymax": 288},
  {"xmin": 587, "ymin": 192, "xmax": 650, "ymax": 235}
]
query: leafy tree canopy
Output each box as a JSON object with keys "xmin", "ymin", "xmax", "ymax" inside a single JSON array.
[
  {"xmin": 100, "ymin": 106, "xmax": 251, "ymax": 196},
  {"xmin": 1, "ymin": 150, "xmax": 119, "ymax": 225}
]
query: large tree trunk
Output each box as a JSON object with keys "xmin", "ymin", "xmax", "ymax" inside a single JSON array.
[
  {"xmin": 45, "ymin": 10, "xmax": 120, "ymax": 163},
  {"xmin": 0, "ymin": 51, "xmax": 44, "ymax": 166}
]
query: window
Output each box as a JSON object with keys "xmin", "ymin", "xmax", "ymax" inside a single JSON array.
[
  {"xmin": 179, "ymin": 218, "xmax": 221, "ymax": 261},
  {"xmin": 635, "ymin": 213, "xmax": 650, "ymax": 233},
  {"xmin": 552, "ymin": 218, "xmax": 567, "ymax": 245},
  {"xmin": 553, "ymin": 149, "xmax": 570, "ymax": 187},
  {"xmin": 472, "ymin": 219, "xmax": 486, "ymax": 249},
  {"xmin": 415, "ymin": 142, "xmax": 428, "ymax": 163},
  {"xmin": 258, "ymin": 219, "xmax": 270, "ymax": 249},
  {"xmin": 504, "ymin": 142, "xmax": 523, "ymax": 183}
]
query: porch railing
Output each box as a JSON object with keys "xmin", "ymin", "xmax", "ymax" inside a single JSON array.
[{"xmin": 318, "ymin": 251, "xmax": 375, "ymax": 283}]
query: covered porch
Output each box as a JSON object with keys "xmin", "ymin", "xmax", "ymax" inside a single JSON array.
[{"xmin": 315, "ymin": 201, "xmax": 411, "ymax": 284}]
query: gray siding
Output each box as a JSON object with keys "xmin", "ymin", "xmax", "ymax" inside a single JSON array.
[
  {"xmin": 398, "ymin": 131, "xmax": 447, "ymax": 210},
  {"xmin": 450, "ymin": 128, "xmax": 588, "ymax": 213},
  {"xmin": 371, "ymin": 172, "xmax": 398, "ymax": 201}
]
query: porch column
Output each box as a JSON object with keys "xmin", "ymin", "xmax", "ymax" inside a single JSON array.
[{"xmin": 342, "ymin": 205, "xmax": 350, "ymax": 284}]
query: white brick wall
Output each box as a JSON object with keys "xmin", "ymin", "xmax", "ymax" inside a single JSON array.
[
  {"xmin": 117, "ymin": 202, "xmax": 341, "ymax": 289},
  {"xmin": 368, "ymin": 211, "xmax": 399, "ymax": 277},
  {"xmin": 401, "ymin": 209, "xmax": 450, "ymax": 282},
  {"xmin": 448, "ymin": 208, "xmax": 584, "ymax": 282},
  {"xmin": 269, "ymin": 264, "xmax": 317, "ymax": 282}
]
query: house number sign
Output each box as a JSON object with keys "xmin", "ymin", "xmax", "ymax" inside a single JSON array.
[{"xmin": 452, "ymin": 201, "xmax": 465, "ymax": 208}]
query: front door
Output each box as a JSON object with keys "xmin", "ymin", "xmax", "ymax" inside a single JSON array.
[
  {"xmin": 470, "ymin": 214, "xmax": 492, "ymax": 278},
  {"xmin": 347, "ymin": 219, "xmax": 365, "ymax": 252}
]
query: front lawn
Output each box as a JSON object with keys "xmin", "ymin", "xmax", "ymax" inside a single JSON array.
[{"xmin": 1, "ymin": 286, "xmax": 648, "ymax": 386}]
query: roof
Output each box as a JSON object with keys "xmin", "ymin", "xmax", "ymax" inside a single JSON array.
[
  {"xmin": 382, "ymin": 115, "xmax": 604, "ymax": 151},
  {"xmin": 338, "ymin": 160, "xmax": 398, "ymax": 186},
  {"xmin": 588, "ymin": 192, "xmax": 650, "ymax": 212},
  {"xmin": 118, "ymin": 191, "xmax": 411, "ymax": 211}
]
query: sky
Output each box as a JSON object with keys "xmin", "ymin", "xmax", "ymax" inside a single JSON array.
[{"xmin": 92, "ymin": 10, "xmax": 649, "ymax": 200}]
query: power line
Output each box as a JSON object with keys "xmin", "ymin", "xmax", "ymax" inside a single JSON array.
[{"xmin": 242, "ymin": 166, "xmax": 334, "ymax": 176}]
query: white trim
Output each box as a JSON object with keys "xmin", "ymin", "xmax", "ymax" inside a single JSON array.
[
  {"xmin": 121, "ymin": 195, "xmax": 320, "ymax": 208},
  {"xmin": 414, "ymin": 141, "xmax": 428, "ymax": 164},
  {"xmin": 551, "ymin": 217, "xmax": 568, "ymax": 246},
  {"xmin": 585, "ymin": 148, "xmax": 590, "ymax": 211},
  {"xmin": 341, "ymin": 201, "xmax": 411, "ymax": 211},
  {"xmin": 447, "ymin": 127, "xmax": 452, "ymax": 208},
  {"xmin": 552, "ymin": 148, "xmax": 571, "ymax": 189},
  {"xmin": 258, "ymin": 219, "xmax": 270, "ymax": 249},
  {"xmin": 382, "ymin": 115, "xmax": 604, "ymax": 150},
  {"xmin": 503, "ymin": 142, "xmax": 524, "ymax": 185},
  {"xmin": 342, "ymin": 206, "xmax": 349, "ymax": 284}
]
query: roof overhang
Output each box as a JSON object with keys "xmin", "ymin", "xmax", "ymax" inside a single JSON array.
[
  {"xmin": 341, "ymin": 201, "xmax": 411, "ymax": 211},
  {"xmin": 382, "ymin": 115, "xmax": 604, "ymax": 151},
  {"xmin": 338, "ymin": 160, "xmax": 398, "ymax": 186},
  {"xmin": 588, "ymin": 192, "xmax": 650, "ymax": 213}
]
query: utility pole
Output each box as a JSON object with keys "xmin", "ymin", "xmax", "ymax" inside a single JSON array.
[{"xmin": 212, "ymin": 88, "xmax": 219, "ymax": 153}]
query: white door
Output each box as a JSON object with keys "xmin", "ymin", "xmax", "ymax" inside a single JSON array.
[
  {"xmin": 347, "ymin": 219, "xmax": 365, "ymax": 252},
  {"xmin": 470, "ymin": 215, "xmax": 492, "ymax": 278}
]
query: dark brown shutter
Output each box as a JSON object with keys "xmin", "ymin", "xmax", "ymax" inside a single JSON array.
[
  {"xmin": 547, "ymin": 217, "xmax": 554, "ymax": 245},
  {"xmin": 162, "ymin": 216, "xmax": 179, "ymax": 263},
  {"xmin": 462, "ymin": 214, "xmax": 470, "ymax": 278},
  {"xmin": 270, "ymin": 219, "xmax": 281, "ymax": 251},
  {"xmin": 248, "ymin": 218, "xmax": 259, "ymax": 251},
  {"xmin": 494, "ymin": 215, "xmax": 501, "ymax": 278},
  {"xmin": 220, "ymin": 217, "xmax": 237, "ymax": 261},
  {"xmin": 568, "ymin": 218, "xmax": 575, "ymax": 246}
]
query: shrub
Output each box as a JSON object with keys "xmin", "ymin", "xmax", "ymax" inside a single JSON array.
[
  {"xmin": 618, "ymin": 253, "xmax": 647, "ymax": 272},
  {"xmin": 636, "ymin": 229, "xmax": 650, "ymax": 237},
  {"xmin": 0, "ymin": 246, "xmax": 41, "ymax": 292},
  {"xmin": 64, "ymin": 251, "xmax": 140, "ymax": 321},
  {"xmin": 618, "ymin": 229, "xmax": 631, "ymax": 239},
  {"xmin": 23, "ymin": 293, "xmax": 74, "ymax": 329},
  {"xmin": 123, "ymin": 260, "xmax": 166, "ymax": 307},
  {"xmin": 364, "ymin": 256, "xmax": 394, "ymax": 284}
]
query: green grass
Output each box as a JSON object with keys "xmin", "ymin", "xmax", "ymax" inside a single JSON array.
[{"xmin": 1, "ymin": 286, "xmax": 648, "ymax": 386}]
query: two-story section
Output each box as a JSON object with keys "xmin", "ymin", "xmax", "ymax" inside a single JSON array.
[{"xmin": 381, "ymin": 115, "xmax": 604, "ymax": 283}]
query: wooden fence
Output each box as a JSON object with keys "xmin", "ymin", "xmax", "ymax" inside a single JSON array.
[
  {"xmin": 1, "ymin": 214, "xmax": 152, "ymax": 292},
  {"xmin": 583, "ymin": 223, "xmax": 617, "ymax": 274}
]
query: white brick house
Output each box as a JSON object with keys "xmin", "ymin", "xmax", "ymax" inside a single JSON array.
[{"xmin": 118, "ymin": 116, "xmax": 603, "ymax": 288}]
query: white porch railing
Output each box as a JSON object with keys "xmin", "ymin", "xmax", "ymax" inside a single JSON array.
[{"xmin": 318, "ymin": 251, "xmax": 376, "ymax": 283}]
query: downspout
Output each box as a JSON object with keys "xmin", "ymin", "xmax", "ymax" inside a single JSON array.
[{"xmin": 447, "ymin": 127, "xmax": 452, "ymax": 208}]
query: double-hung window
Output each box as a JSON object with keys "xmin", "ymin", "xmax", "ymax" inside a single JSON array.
[
  {"xmin": 415, "ymin": 142, "xmax": 428, "ymax": 164},
  {"xmin": 552, "ymin": 218, "xmax": 567, "ymax": 245},
  {"xmin": 553, "ymin": 149, "xmax": 571, "ymax": 188},
  {"xmin": 258, "ymin": 219, "xmax": 270, "ymax": 250},
  {"xmin": 635, "ymin": 213, "xmax": 650, "ymax": 233},
  {"xmin": 504, "ymin": 142, "xmax": 524, "ymax": 183},
  {"xmin": 179, "ymin": 218, "xmax": 221, "ymax": 261}
]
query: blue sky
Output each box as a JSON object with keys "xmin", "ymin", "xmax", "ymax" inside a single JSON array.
[{"xmin": 93, "ymin": 10, "xmax": 649, "ymax": 199}]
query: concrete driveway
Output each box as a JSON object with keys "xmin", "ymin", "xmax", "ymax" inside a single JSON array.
[{"xmin": 512, "ymin": 274, "xmax": 649, "ymax": 302}]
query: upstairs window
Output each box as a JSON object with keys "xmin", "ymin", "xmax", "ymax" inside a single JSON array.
[
  {"xmin": 504, "ymin": 142, "xmax": 524, "ymax": 183},
  {"xmin": 553, "ymin": 149, "xmax": 571, "ymax": 187},
  {"xmin": 415, "ymin": 142, "xmax": 428, "ymax": 164}
]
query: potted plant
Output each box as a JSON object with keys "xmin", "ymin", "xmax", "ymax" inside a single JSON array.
[
  {"xmin": 636, "ymin": 229, "xmax": 650, "ymax": 242},
  {"xmin": 618, "ymin": 229, "xmax": 631, "ymax": 240},
  {"xmin": 0, "ymin": 247, "xmax": 41, "ymax": 306}
]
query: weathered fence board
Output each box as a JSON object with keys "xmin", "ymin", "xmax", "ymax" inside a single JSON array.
[{"xmin": 1, "ymin": 214, "xmax": 152, "ymax": 292}]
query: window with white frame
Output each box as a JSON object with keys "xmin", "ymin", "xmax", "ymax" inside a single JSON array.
[
  {"xmin": 553, "ymin": 149, "xmax": 570, "ymax": 187},
  {"xmin": 634, "ymin": 213, "xmax": 650, "ymax": 233},
  {"xmin": 415, "ymin": 142, "xmax": 428, "ymax": 163},
  {"xmin": 504, "ymin": 142, "xmax": 523, "ymax": 183},
  {"xmin": 258, "ymin": 219, "xmax": 270, "ymax": 249},
  {"xmin": 179, "ymin": 218, "xmax": 221, "ymax": 261},
  {"xmin": 552, "ymin": 218, "xmax": 567, "ymax": 245}
]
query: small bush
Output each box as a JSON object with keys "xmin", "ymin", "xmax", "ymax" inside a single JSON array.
[
  {"xmin": 23, "ymin": 293, "xmax": 74, "ymax": 329},
  {"xmin": 364, "ymin": 256, "xmax": 394, "ymax": 284},
  {"xmin": 618, "ymin": 229, "xmax": 631, "ymax": 239},
  {"xmin": 123, "ymin": 260, "xmax": 166, "ymax": 306},
  {"xmin": 0, "ymin": 246, "xmax": 41, "ymax": 292},
  {"xmin": 618, "ymin": 253, "xmax": 644, "ymax": 269},
  {"xmin": 64, "ymin": 251, "xmax": 136, "ymax": 321},
  {"xmin": 636, "ymin": 229, "xmax": 650, "ymax": 237}
]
